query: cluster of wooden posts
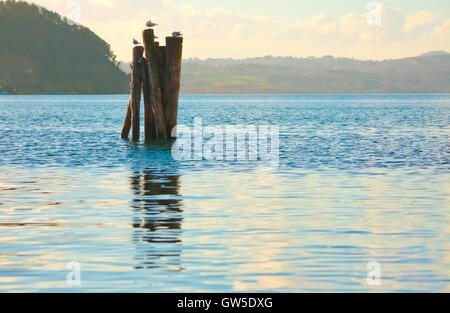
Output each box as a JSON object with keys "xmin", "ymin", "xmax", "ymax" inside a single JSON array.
[{"xmin": 121, "ymin": 28, "xmax": 183, "ymax": 141}]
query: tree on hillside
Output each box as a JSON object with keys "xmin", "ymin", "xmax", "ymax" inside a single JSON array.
[{"xmin": 0, "ymin": 0, "xmax": 128, "ymax": 94}]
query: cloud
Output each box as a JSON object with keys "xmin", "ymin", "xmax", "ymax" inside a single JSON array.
[
  {"xmin": 436, "ymin": 19, "xmax": 450, "ymax": 38},
  {"xmin": 87, "ymin": 0, "xmax": 115, "ymax": 8},
  {"xmin": 293, "ymin": 13, "xmax": 338, "ymax": 35},
  {"xmin": 291, "ymin": 4, "xmax": 405, "ymax": 44},
  {"xmin": 339, "ymin": 13, "xmax": 362, "ymax": 35},
  {"xmin": 403, "ymin": 10, "xmax": 436, "ymax": 33},
  {"xmin": 27, "ymin": 1, "xmax": 449, "ymax": 60}
]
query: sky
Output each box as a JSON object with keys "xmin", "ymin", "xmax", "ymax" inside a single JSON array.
[{"xmin": 22, "ymin": 0, "xmax": 450, "ymax": 61}]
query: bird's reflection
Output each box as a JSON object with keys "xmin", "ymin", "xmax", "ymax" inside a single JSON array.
[{"xmin": 130, "ymin": 168, "xmax": 184, "ymax": 271}]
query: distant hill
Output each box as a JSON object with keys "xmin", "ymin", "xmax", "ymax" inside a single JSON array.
[
  {"xmin": 0, "ymin": 1, "xmax": 128, "ymax": 94},
  {"xmin": 1, "ymin": 2, "xmax": 448, "ymax": 95},
  {"xmin": 178, "ymin": 53, "xmax": 450, "ymax": 94},
  {"xmin": 420, "ymin": 51, "xmax": 450, "ymax": 57}
]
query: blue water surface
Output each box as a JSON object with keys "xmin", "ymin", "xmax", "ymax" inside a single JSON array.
[{"xmin": 0, "ymin": 94, "xmax": 448, "ymax": 292}]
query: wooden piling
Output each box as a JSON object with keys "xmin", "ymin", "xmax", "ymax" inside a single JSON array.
[
  {"xmin": 157, "ymin": 45, "xmax": 167, "ymax": 106},
  {"xmin": 130, "ymin": 46, "xmax": 144, "ymax": 141},
  {"xmin": 164, "ymin": 36, "xmax": 183, "ymax": 138},
  {"xmin": 122, "ymin": 28, "xmax": 183, "ymax": 142},
  {"xmin": 120, "ymin": 97, "xmax": 132, "ymax": 139},
  {"xmin": 142, "ymin": 29, "xmax": 167, "ymax": 140},
  {"xmin": 121, "ymin": 46, "xmax": 144, "ymax": 140},
  {"xmin": 141, "ymin": 57, "xmax": 156, "ymax": 141}
]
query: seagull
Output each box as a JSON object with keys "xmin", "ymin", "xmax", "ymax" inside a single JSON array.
[
  {"xmin": 172, "ymin": 31, "xmax": 182, "ymax": 37},
  {"xmin": 146, "ymin": 20, "xmax": 158, "ymax": 28},
  {"xmin": 133, "ymin": 38, "xmax": 141, "ymax": 45}
]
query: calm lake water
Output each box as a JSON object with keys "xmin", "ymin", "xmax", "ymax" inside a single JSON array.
[{"xmin": 0, "ymin": 94, "xmax": 449, "ymax": 292}]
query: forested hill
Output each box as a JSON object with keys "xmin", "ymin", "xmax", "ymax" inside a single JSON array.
[
  {"xmin": 179, "ymin": 52, "xmax": 450, "ymax": 94},
  {"xmin": 0, "ymin": 1, "xmax": 128, "ymax": 94}
]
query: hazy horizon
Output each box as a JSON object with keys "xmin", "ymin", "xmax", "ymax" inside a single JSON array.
[
  {"xmin": 122, "ymin": 50, "xmax": 450, "ymax": 63},
  {"xmin": 18, "ymin": 0, "xmax": 450, "ymax": 62}
]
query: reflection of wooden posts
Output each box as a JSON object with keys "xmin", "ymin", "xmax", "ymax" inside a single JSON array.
[
  {"xmin": 121, "ymin": 28, "xmax": 183, "ymax": 141},
  {"xmin": 164, "ymin": 37, "xmax": 183, "ymax": 138}
]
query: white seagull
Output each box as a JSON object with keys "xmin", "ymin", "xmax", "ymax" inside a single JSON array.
[{"xmin": 146, "ymin": 20, "xmax": 158, "ymax": 28}]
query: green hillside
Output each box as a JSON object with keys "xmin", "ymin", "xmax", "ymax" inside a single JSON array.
[
  {"xmin": 180, "ymin": 53, "xmax": 450, "ymax": 94},
  {"xmin": 0, "ymin": 0, "xmax": 128, "ymax": 94}
]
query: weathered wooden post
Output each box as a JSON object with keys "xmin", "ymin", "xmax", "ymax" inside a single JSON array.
[
  {"xmin": 157, "ymin": 45, "xmax": 167, "ymax": 112},
  {"xmin": 131, "ymin": 46, "xmax": 144, "ymax": 141},
  {"xmin": 120, "ymin": 97, "xmax": 132, "ymax": 139},
  {"xmin": 122, "ymin": 26, "xmax": 183, "ymax": 142},
  {"xmin": 142, "ymin": 29, "xmax": 167, "ymax": 140},
  {"xmin": 121, "ymin": 46, "xmax": 144, "ymax": 141},
  {"xmin": 164, "ymin": 36, "xmax": 183, "ymax": 138},
  {"xmin": 141, "ymin": 57, "xmax": 156, "ymax": 141}
]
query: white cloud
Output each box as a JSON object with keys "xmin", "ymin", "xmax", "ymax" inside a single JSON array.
[
  {"xmin": 339, "ymin": 13, "xmax": 361, "ymax": 35},
  {"xmin": 87, "ymin": 0, "xmax": 115, "ymax": 8},
  {"xmin": 27, "ymin": 1, "xmax": 449, "ymax": 60},
  {"xmin": 293, "ymin": 13, "xmax": 338, "ymax": 35},
  {"xmin": 436, "ymin": 19, "xmax": 450, "ymax": 38},
  {"xmin": 290, "ymin": 4, "xmax": 405, "ymax": 45},
  {"xmin": 403, "ymin": 10, "xmax": 436, "ymax": 33}
]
